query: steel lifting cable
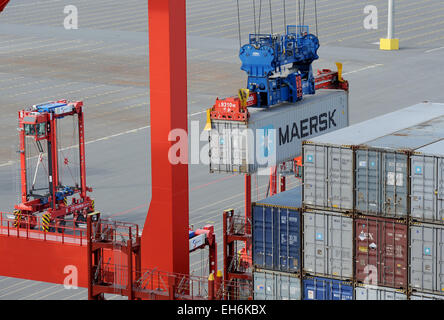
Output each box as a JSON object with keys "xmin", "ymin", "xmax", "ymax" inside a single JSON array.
[
  {"xmin": 252, "ymin": 0, "xmax": 257, "ymax": 36},
  {"xmin": 302, "ymin": 0, "xmax": 306, "ymax": 27},
  {"xmin": 283, "ymin": 0, "xmax": 287, "ymax": 33},
  {"xmin": 268, "ymin": 0, "xmax": 273, "ymax": 34},
  {"xmin": 297, "ymin": 0, "xmax": 301, "ymax": 27},
  {"xmin": 236, "ymin": 0, "xmax": 242, "ymax": 48},
  {"xmin": 258, "ymin": 0, "xmax": 262, "ymax": 35},
  {"xmin": 314, "ymin": 0, "xmax": 318, "ymax": 36}
]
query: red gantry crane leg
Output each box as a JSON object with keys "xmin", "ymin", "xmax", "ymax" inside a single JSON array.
[
  {"xmin": 0, "ymin": 0, "xmax": 9, "ymax": 12},
  {"xmin": 141, "ymin": 0, "xmax": 190, "ymax": 276}
]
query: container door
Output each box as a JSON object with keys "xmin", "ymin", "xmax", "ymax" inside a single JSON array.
[
  {"xmin": 278, "ymin": 209, "xmax": 300, "ymax": 273},
  {"xmin": 438, "ymin": 227, "xmax": 444, "ymax": 293},
  {"xmin": 303, "ymin": 144, "xmax": 328, "ymax": 208},
  {"xmin": 252, "ymin": 206, "xmax": 275, "ymax": 269},
  {"xmin": 329, "ymin": 214, "xmax": 353, "ymax": 279},
  {"xmin": 382, "ymin": 152, "xmax": 408, "ymax": 217},
  {"xmin": 328, "ymin": 147, "xmax": 354, "ymax": 211},
  {"xmin": 380, "ymin": 221, "xmax": 408, "ymax": 288},
  {"xmin": 303, "ymin": 211, "xmax": 327, "ymax": 276},
  {"xmin": 209, "ymin": 122, "xmax": 248, "ymax": 173},
  {"xmin": 253, "ymin": 272, "xmax": 275, "ymax": 300},
  {"xmin": 436, "ymin": 157, "xmax": 444, "ymax": 222},
  {"xmin": 355, "ymin": 218, "xmax": 379, "ymax": 285},
  {"xmin": 331, "ymin": 281, "xmax": 353, "ymax": 300},
  {"xmin": 411, "ymin": 155, "xmax": 437, "ymax": 222},
  {"xmin": 303, "ymin": 278, "xmax": 328, "ymax": 300},
  {"xmin": 277, "ymin": 275, "xmax": 301, "ymax": 300},
  {"xmin": 410, "ymin": 225, "xmax": 435, "ymax": 292},
  {"xmin": 355, "ymin": 286, "xmax": 376, "ymax": 300},
  {"xmin": 356, "ymin": 150, "xmax": 381, "ymax": 215}
]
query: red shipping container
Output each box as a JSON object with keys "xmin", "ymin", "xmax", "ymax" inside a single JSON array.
[{"xmin": 355, "ymin": 216, "xmax": 408, "ymax": 289}]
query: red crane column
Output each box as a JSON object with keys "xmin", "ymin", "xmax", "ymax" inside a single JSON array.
[
  {"xmin": 0, "ymin": 0, "xmax": 9, "ymax": 12},
  {"xmin": 141, "ymin": 0, "xmax": 190, "ymax": 275}
]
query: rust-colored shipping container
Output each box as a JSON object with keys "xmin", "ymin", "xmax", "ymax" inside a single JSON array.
[{"xmin": 355, "ymin": 216, "xmax": 408, "ymax": 289}]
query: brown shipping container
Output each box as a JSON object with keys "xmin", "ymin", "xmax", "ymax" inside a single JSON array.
[{"xmin": 355, "ymin": 217, "xmax": 408, "ymax": 289}]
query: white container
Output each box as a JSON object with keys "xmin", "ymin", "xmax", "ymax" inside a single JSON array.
[
  {"xmin": 355, "ymin": 284, "xmax": 407, "ymax": 300},
  {"xmin": 209, "ymin": 90, "xmax": 349, "ymax": 174},
  {"xmin": 411, "ymin": 139, "xmax": 444, "ymax": 223}
]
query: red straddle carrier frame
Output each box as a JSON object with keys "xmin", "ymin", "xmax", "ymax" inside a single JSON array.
[{"xmin": 14, "ymin": 100, "xmax": 94, "ymax": 232}]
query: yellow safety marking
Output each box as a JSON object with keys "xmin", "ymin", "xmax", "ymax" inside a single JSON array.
[
  {"xmin": 204, "ymin": 108, "xmax": 212, "ymax": 131},
  {"xmin": 91, "ymin": 200, "xmax": 95, "ymax": 211},
  {"xmin": 63, "ymin": 198, "xmax": 68, "ymax": 206},
  {"xmin": 335, "ymin": 62, "xmax": 343, "ymax": 82},
  {"xmin": 238, "ymin": 88, "xmax": 249, "ymax": 107},
  {"xmin": 42, "ymin": 213, "xmax": 51, "ymax": 232}
]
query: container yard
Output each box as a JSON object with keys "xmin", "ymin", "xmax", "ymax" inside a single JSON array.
[{"xmin": 1, "ymin": 0, "xmax": 444, "ymax": 308}]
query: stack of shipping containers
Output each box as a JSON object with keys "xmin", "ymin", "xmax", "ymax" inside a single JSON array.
[
  {"xmin": 252, "ymin": 187, "xmax": 304, "ymax": 300},
  {"xmin": 301, "ymin": 102, "xmax": 444, "ymax": 300}
]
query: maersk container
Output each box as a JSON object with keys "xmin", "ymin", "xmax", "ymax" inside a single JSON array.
[
  {"xmin": 410, "ymin": 222, "xmax": 444, "ymax": 295},
  {"xmin": 303, "ymin": 102, "xmax": 444, "ymax": 212},
  {"xmin": 356, "ymin": 115, "xmax": 444, "ymax": 218},
  {"xmin": 355, "ymin": 284, "xmax": 407, "ymax": 300},
  {"xmin": 253, "ymin": 269, "xmax": 301, "ymax": 300},
  {"xmin": 303, "ymin": 210, "xmax": 353, "ymax": 280},
  {"xmin": 355, "ymin": 216, "xmax": 408, "ymax": 289},
  {"xmin": 209, "ymin": 90, "xmax": 349, "ymax": 174},
  {"xmin": 410, "ymin": 292, "xmax": 444, "ymax": 300},
  {"xmin": 302, "ymin": 276, "xmax": 353, "ymax": 300},
  {"xmin": 411, "ymin": 139, "xmax": 444, "ymax": 223},
  {"xmin": 252, "ymin": 187, "xmax": 302, "ymax": 273}
]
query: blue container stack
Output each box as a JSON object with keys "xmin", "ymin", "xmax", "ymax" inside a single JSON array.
[{"xmin": 252, "ymin": 187, "xmax": 303, "ymax": 299}]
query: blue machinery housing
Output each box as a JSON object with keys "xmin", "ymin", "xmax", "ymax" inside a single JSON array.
[{"xmin": 239, "ymin": 25, "xmax": 319, "ymax": 108}]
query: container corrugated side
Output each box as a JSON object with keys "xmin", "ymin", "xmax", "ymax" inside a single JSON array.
[
  {"xmin": 355, "ymin": 284, "xmax": 407, "ymax": 300},
  {"xmin": 410, "ymin": 222, "xmax": 444, "ymax": 295},
  {"xmin": 410, "ymin": 292, "xmax": 444, "ymax": 300},
  {"xmin": 355, "ymin": 216, "xmax": 408, "ymax": 289},
  {"xmin": 303, "ymin": 143, "xmax": 354, "ymax": 212},
  {"xmin": 355, "ymin": 116, "xmax": 444, "ymax": 218},
  {"xmin": 411, "ymin": 139, "xmax": 444, "ymax": 224},
  {"xmin": 209, "ymin": 90, "xmax": 349, "ymax": 174},
  {"xmin": 303, "ymin": 102, "xmax": 444, "ymax": 212},
  {"xmin": 252, "ymin": 187, "xmax": 302, "ymax": 273},
  {"xmin": 253, "ymin": 269, "xmax": 301, "ymax": 300},
  {"xmin": 302, "ymin": 210, "xmax": 353, "ymax": 280},
  {"xmin": 302, "ymin": 276, "xmax": 353, "ymax": 300}
]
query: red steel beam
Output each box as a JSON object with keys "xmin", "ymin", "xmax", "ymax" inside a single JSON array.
[
  {"xmin": 0, "ymin": 0, "xmax": 9, "ymax": 12},
  {"xmin": 141, "ymin": 0, "xmax": 189, "ymax": 275}
]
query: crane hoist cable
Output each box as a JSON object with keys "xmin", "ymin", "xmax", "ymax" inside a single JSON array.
[
  {"xmin": 283, "ymin": 0, "xmax": 287, "ymax": 33},
  {"xmin": 268, "ymin": 0, "xmax": 273, "ymax": 34},
  {"xmin": 302, "ymin": 0, "xmax": 306, "ymax": 27},
  {"xmin": 314, "ymin": 0, "xmax": 318, "ymax": 36},
  {"xmin": 252, "ymin": 0, "xmax": 257, "ymax": 36},
  {"xmin": 297, "ymin": 0, "xmax": 301, "ymax": 27},
  {"xmin": 236, "ymin": 0, "xmax": 242, "ymax": 48},
  {"xmin": 258, "ymin": 0, "xmax": 262, "ymax": 34}
]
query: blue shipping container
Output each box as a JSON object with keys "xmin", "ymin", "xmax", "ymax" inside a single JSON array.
[
  {"xmin": 303, "ymin": 276, "xmax": 353, "ymax": 300},
  {"xmin": 252, "ymin": 187, "xmax": 302, "ymax": 273}
]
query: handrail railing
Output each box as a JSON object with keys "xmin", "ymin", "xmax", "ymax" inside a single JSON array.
[{"xmin": 0, "ymin": 211, "xmax": 85, "ymax": 245}]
